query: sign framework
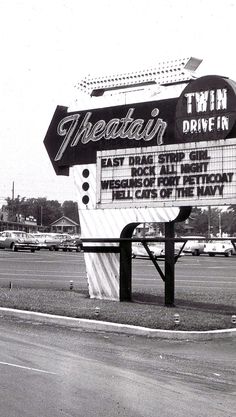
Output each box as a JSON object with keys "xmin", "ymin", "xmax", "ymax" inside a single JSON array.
[{"xmin": 44, "ymin": 70, "xmax": 236, "ymax": 304}]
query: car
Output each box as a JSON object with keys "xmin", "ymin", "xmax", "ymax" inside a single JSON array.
[
  {"xmin": 132, "ymin": 241, "xmax": 184, "ymax": 259},
  {"xmin": 66, "ymin": 235, "xmax": 83, "ymax": 252},
  {"xmin": 160, "ymin": 242, "xmax": 185, "ymax": 258},
  {"xmin": 203, "ymin": 240, "xmax": 235, "ymax": 257},
  {"xmin": 132, "ymin": 242, "xmax": 165, "ymax": 259},
  {"xmin": 0, "ymin": 230, "xmax": 38, "ymax": 252},
  {"xmin": 181, "ymin": 236, "xmax": 206, "ymax": 256},
  {"xmin": 58, "ymin": 234, "xmax": 83, "ymax": 252},
  {"xmin": 32, "ymin": 233, "xmax": 62, "ymax": 251}
]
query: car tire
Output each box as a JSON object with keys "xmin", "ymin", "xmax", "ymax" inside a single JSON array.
[
  {"xmin": 225, "ymin": 250, "xmax": 232, "ymax": 257},
  {"xmin": 192, "ymin": 249, "xmax": 200, "ymax": 256},
  {"xmin": 11, "ymin": 243, "xmax": 18, "ymax": 252},
  {"xmin": 31, "ymin": 249, "xmax": 35, "ymax": 253}
]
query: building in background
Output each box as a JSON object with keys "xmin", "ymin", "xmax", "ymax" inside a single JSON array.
[
  {"xmin": 50, "ymin": 216, "xmax": 80, "ymax": 234},
  {"xmin": 0, "ymin": 207, "xmax": 38, "ymax": 232}
]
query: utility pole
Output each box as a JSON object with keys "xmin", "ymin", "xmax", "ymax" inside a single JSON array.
[
  {"xmin": 219, "ymin": 210, "xmax": 222, "ymax": 237},
  {"xmin": 208, "ymin": 206, "xmax": 211, "ymax": 238},
  {"xmin": 11, "ymin": 181, "xmax": 15, "ymax": 221},
  {"xmin": 12, "ymin": 181, "xmax": 15, "ymax": 200}
]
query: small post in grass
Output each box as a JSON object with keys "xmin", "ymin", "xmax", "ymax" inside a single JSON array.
[
  {"xmin": 9, "ymin": 281, "xmax": 13, "ymax": 291},
  {"xmin": 174, "ymin": 313, "xmax": 180, "ymax": 325},
  {"xmin": 69, "ymin": 280, "xmax": 74, "ymax": 290},
  {"xmin": 231, "ymin": 315, "xmax": 236, "ymax": 324},
  {"xmin": 95, "ymin": 307, "xmax": 100, "ymax": 317}
]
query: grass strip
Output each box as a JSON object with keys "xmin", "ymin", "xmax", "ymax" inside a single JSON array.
[{"xmin": 0, "ymin": 286, "xmax": 235, "ymax": 331}]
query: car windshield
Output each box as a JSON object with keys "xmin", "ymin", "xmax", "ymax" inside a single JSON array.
[{"xmin": 12, "ymin": 232, "xmax": 27, "ymax": 238}]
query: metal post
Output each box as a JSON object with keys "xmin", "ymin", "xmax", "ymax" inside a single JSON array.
[
  {"xmin": 164, "ymin": 222, "xmax": 175, "ymax": 307},
  {"xmin": 119, "ymin": 239, "xmax": 132, "ymax": 301},
  {"xmin": 119, "ymin": 223, "xmax": 139, "ymax": 302}
]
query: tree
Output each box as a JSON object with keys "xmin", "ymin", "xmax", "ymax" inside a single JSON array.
[
  {"xmin": 222, "ymin": 205, "xmax": 236, "ymax": 235},
  {"xmin": 175, "ymin": 206, "xmax": 224, "ymax": 237},
  {"xmin": 174, "ymin": 207, "xmax": 207, "ymax": 236},
  {"xmin": 37, "ymin": 198, "xmax": 63, "ymax": 226},
  {"xmin": 62, "ymin": 200, "xmax": 80, "ymax": 224},
  {"xmin": 2, "ymin": 197, "xmax": 63, "ymax": 226},
  {"xmin": 189, "ymin": 207, "xmax": 208, "ymax": 235}
]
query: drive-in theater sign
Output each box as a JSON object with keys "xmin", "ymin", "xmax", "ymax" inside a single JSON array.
[{"xmin": 44, "ymin": 62, "xmax": 236, "ymax": 305}]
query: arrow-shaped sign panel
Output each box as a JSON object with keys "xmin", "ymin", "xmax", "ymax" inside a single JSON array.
[{"xmin": 44, "ymin": 99, "xmax": 178, "ymax": 175}]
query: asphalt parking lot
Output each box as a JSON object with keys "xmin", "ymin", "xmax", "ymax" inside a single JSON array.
[{"xmin": 0, "ymin": 249, "xmax": 235, "ymax": 293}]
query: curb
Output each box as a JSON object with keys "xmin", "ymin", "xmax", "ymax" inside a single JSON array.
[{"xmin": 1, "ymin": 307, "xmax": 236, "ymax": 340}]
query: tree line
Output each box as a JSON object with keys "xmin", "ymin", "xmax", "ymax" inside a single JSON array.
[
  {"xmin": 175, "ymin": 206, "xmax": 236, "ymax": 237},
  {"xmin": 1, "ymin": 197, "xmax": 80, "ymax": 227},
  {"xmin": 2, "ymin": 197, "xmax": 236, "ymax": 237}
]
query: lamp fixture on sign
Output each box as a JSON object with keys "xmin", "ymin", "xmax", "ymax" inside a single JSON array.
[{"xmin": 75, "ymin": 57, "xmax": 202, "ymax": 97}]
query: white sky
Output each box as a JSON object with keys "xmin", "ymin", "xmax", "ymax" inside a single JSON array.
[{"xmin": 0, "ymin": 0, "xmax": 236, "ymax": 205}]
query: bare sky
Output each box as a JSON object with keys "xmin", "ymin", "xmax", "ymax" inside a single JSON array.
[{"xmin": 0, "ymin": 0, "xmax": 235, "ymax": 205}]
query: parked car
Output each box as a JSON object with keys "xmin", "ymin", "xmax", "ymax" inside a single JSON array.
[
  {"xmin": 132, "ymin": 241, "xmax": 184, "ymax": 259},
  {"xmin": 67, "ymin": 235, "xmax": 83, "ymax": 252},
  {"xmin": 58, "ymin": 234, "xmax": 83, "ymax": 252},
  {"xmin": 33, "ymin": 233, "xmax": 62, "ymax": 251},
  {"xmin": 160, "ymin": 242, "xmax": 185, "ymax": 257},
  {"xmin": 182, "ymin": 236, "xmax": 206, "ymax": 256},
  {"xmin": 0, "ymin": 230, "xmax": 38, "ymax": 252},
  {"xmin": 132, "ymin": 242, "xmax": 165, "ymax": 259},
  {"xmin": 203, "ymin": 240, "xmax": 235, "ymax": 257}
]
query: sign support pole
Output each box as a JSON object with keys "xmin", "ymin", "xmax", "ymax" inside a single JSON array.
[
  {"xmin": 164, "ymin": 221, "xmax": 175, "ymax": 307},
  {"xmin": 120, "ymin": 223, "xmax": 139, "ymax": 302},
  {"xmin": 120, "ymin": 239, "xmax": 132, "ymax": 301}
]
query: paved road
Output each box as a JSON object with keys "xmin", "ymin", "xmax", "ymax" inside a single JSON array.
[
  {"xmin": 0, "ymin": 249, "xmax": 235, "ymax": 292},
  {"xmin": 0, "ymin": 316, "xmax": 235, "ymax": 417}
]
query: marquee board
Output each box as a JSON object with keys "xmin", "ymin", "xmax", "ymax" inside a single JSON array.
[{"xmin": 96, "ymin": 139, "xmax": 236, "ymax": 208}]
